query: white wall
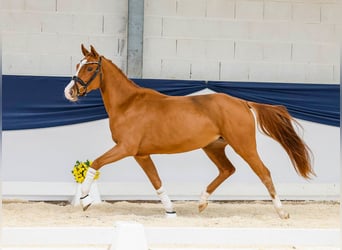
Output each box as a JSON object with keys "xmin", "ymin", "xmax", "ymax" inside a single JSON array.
[
  {"xmin": 1, "ymin": 0, "xmax": 128, "ymax": 75},
  {"xmin": 143, "ymin": 0, "xmax": 340, "ymax": 83}
]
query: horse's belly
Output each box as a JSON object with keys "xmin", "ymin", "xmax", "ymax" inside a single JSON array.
[{"xmin": 137, "ymin": 126, "xmax": 220, "ymax": 155}]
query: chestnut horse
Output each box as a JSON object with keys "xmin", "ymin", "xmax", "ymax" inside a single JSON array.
[{"xmin": 65, "ymin": 45, "xmax": 314, "ymax": 219}]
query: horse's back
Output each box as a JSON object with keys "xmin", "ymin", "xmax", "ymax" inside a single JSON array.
[{"xmin": 186, "ymin": 93, "xmax": 251, "ymax": 121}]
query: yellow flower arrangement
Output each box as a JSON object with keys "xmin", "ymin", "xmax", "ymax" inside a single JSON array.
[{"xmin": 71, "ymin": 160, "xmax": 100, "ymax": 183}]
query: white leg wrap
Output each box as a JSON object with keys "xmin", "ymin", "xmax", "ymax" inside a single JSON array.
[
  {"xmin": 272, "ymin": 195, "xmax": 283, "ymax": 210},
  {"xmin": 199, "ymin": 191, "xmax": 210, "ymax": 205},
  {"xmin": 80, "ymin": 194, "xmax": 94, "ymax": 211},
  {"xmin": 156, "ymin": 186, "xmax": 175, "ymax": 214},
  {"xmin": 81, "ymin": 167, "xmax": 97, "ymax": 197},
  {"xmin": 272, "ymin": 195, "xmax": 290, "ymax": 219}
]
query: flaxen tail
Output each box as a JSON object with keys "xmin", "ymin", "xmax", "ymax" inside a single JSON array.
[{"xmin": 248, "ymin": 102, "xmax": 314, "ymax": 179}]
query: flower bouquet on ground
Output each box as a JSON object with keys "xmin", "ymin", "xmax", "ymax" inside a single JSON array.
[
  {"xmin": 71, "ymin": 160, "xmax": 100, "ymax": 183},
  {"xmin": 70, "ymin": 160, "xmax": 102, "ymax": 206}
]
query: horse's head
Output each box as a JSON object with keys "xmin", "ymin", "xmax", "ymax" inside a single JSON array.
[{"xmin": 64, "ymin": 44, "xmax": 103, "ymax": 102}]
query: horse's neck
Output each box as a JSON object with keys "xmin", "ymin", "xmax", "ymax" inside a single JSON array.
[{"xmin": 100, "ymin": 59, "xmax": 139, "ymax": 117}]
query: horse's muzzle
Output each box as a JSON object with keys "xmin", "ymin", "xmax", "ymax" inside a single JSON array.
[{"xmin": 64, "ymin": 80, "xmax": 78, "ymax": 102}]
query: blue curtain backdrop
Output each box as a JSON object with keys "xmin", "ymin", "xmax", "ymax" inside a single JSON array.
[{"xmin": 3, "ymin": 75, "xmax": 340, "ymax": 130}]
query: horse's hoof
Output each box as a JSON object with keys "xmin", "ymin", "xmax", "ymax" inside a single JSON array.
[
  {"xmin": 82, "ymin": 203, "xmax": 92, "ymax": 211},
  {"xmin": 165, "ymin": 211, "xmax": 177, "ymax": 218},
  {"xmin": 198, "ymin": 202, "xmax": 208, "ymax": 212},
  {"xmin": 278, "ymin": 211, "xmax": 290, "ymax": 219},
  {"xmin": 80, "ymin": 194, "xmax": 93, "ymax": 211}
]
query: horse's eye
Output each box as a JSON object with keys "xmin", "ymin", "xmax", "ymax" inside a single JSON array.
[{"xmin": 87, "ymin": 67, "xmax": 93, "ymax": 72}]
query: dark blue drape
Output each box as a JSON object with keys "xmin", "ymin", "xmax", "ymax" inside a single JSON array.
[
  {"xmin": 3, "ymin": 75, "xmax": 340, "ymax": 130},
  {"xmin": 3, "ymin": 75, "xmax": 107, "ymax": 130}
]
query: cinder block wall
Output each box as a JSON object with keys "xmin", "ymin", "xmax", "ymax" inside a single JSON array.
[
  {"xmin": 143, "ymin": 0, "xmax": 340, "ymax": 83},
  {"xmin": 1, "ymin": 0, "xmax": 128, "ymax": 76}
]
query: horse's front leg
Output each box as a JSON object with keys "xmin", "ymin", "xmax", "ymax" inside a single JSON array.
[
  {"xmin": 134, "ymin": 155, "xmax": 177, "ymax": 218},
  {"xmin": 81, "ymin": 144, "xmax": 131, "ymax": 210}
]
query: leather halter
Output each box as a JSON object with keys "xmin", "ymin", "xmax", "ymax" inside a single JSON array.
[{"xmin": 72, "ymin": 57, "xmax": 102, "ymax": 96}]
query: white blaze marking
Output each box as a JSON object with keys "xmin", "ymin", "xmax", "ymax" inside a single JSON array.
[
  {"xmin": 64, "ymin": 81, "xmax": 76, "ymax": 101},
  {"xmin": 64, "ymin": 59, "xmax": 87, "ymax": 101}
]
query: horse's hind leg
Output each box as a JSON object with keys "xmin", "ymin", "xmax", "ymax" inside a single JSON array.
[
  {"xmin": 200, "ymin": 139, "xmax": 236, "ymax": 212},
  {"xmin": 241, "ymin": 151, "xmax": 289, "ymax": 219},
  {"xmin": 134, "ymin": 155, "xmax": 176, "ymax": 217},
  {"xmin": 227, "ymin": 131, "xmax": 289, "ymax": 219}
]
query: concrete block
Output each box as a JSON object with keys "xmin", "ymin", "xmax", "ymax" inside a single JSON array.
[
  {"xmin": 25, "ymin": 0, "xmax": 56, "ymax": 11},
  {"xmin": 144, "ymin": 0, "xmax": 176, "ymax": 16},
  {"xmin": 57, "ymin": 0, "xmax": 127, "ymax": 13},
  {"xmin": 263, "ymin": 42, "xmax": 291, "ymax": 62},
  {"xmin": 27, "ymin": 33, "xmax": 59, "ymax": 54},
  {"xmin": 206, "ymin": 40, "xmax": 234, "ymax": 60},
  {"xmin": 143, "ymin": 16, "xmax": 162, "ymax": 37},
  {"xmin": 220, "ymin": 61, "xmax": 249, "ymax": 81},
  {"xmin": 264, "ymin": 1, "xmax": 291, "ymax": 21},
  {"xmin": 249, "ymin": 22, "xmax": 290, "ymax": 41},
  {"xmin": 217, "ymin": 21, "xmax": 249, "ymax": 39},
  {"xmin": 190, "ymin": 60, "xmax": 220, "ymax": 81},
  {"xmin": 0, "ymin": 0, "xmax": 25, "ymax": 10},
  {"xmin": 144, "ymin": 38, "xmax": 176, "ymax": 58},
  {"xmin": 163, "ymin": 18, "xmax": 249, "ymax": 39},
  {"xmin": 2, "ymin": 53, "xmax": 40, "ymax": 75},
  {"xmin": 305, "ymin": 64, "xmax": 334, "ymax": 83},
  {"xmin": 176, "ymin": 0, "xmax": 206, "ymax": 17},
  {"xmin": 162, "ymin": 18, "xmax": 204, "ymax": 38},
  {"xmin": 142, "ymin": 58, "xmax": 162, "ymax": 78},
  {"xmin": 57, "ymin": 0, "xmax": 87, "ymax": 12},
  {"xmin": 235, "ymin": 41, "xmax": 263, "ymax": 61},
  {"xmin": 103, "ymin": 14, "xmax": 127, "ymax": 35},
  {"xmin": 289, "ymin": 23, "xmax": 336, "ymax": 43},
  {"xmin": 292, "ymin": 43, "xmax": 339, "ymax": 64},
  {"xmin": 72, "ymin": 14, "xmax": 104, "ymax": 34},
  {"xmin": 333, "ymin": 64, "xmax": 340, "ymax": 83},
  {"xmin": 249, "ymin": 62, "xmax": 279, "ymax": 82},
  {"xmin": 161, "ymin": 59, "xmax": 191, "ymax": 79},
  {"xmin": 236, "ymin": 1, "xmax": 263, "ymax": 20},
  {"xmin": 96, "ymin": 0, "xmax": 127, "ymax": 14},
  {"xmin": 41, "ymin": 13, "xmax": 73, "ymax": 33},
  {"xmin": 292, "ymin": 3, "xmax": 321, "ymax": 23},
  {"xmin": 318, "ymin": 44, "xmax": 339, "ymax": 64},
  {"xmin": 39, "ymin": 54, "xmax": 72, "ymax": 76},
  {"xmin": 55, "ymin": 34, "xmax": 90, "ymax": 55},
  {"xmin": 278, "ymin": 63, "xmax": 335, "ymax": 84},
  {"xmin": 206, "ymin": 0, "xmax": 235, "ymax": 19},
  {"xmin": 321, "ymin": 4, "xmax": 341, "ymax": 24},
  {"xmin": 277, "ymin": 63, "xmax": 307, "ymax": 83},
  {"xmin": 89, "ymin": 36, "xmax": 124, "ymax": 58},
  {"xmin": 1, "ymin": 11, "xmax": 42, "ymax": 32},
  {"xmin": 2, "ymin": 32, "xmax": 28, "ymax": 53},
  {"xmin": 176, "ymin": 39, "xmax": 206, "ymax": 59}
]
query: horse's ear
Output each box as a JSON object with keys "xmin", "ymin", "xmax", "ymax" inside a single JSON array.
[
  {"xmin": 90, "ymin": 45, "xmax": 99, "ymax": 57},
  {"xmin": 81, "ymin": 44, "xmax": 90, "ymax": 56}
]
